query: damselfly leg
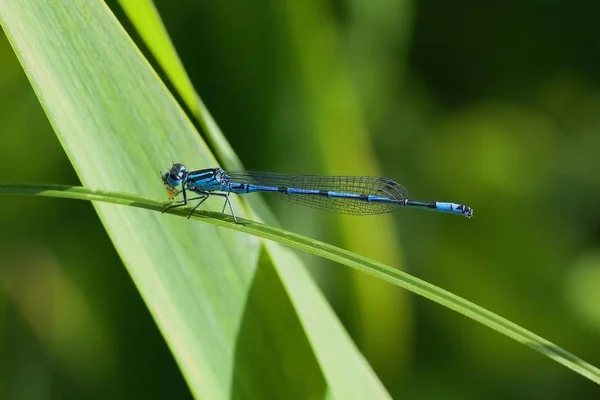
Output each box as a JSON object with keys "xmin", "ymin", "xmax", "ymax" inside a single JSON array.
[{"xmin": 163, "ymin": 186, "xmax": 241, "ymax": 224}]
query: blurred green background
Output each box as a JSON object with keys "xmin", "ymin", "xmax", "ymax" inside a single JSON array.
[{"xmin": 2, "ymin": 0, "xmax": 600, "ymax": 398}]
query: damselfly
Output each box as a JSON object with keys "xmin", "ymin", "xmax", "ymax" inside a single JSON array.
[{"xmin": 161, "ymin": 163, "xmax": 473, "ymax": 223}]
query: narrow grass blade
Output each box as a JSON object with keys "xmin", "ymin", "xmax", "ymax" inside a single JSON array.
[{"xmin": 1, "ymin": 183, "xmax": 599, "ymax": 385}]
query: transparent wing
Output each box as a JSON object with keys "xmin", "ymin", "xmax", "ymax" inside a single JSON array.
[{"xmin": 226, "ymin": 171, "xmax": 408, "ymax": 215}]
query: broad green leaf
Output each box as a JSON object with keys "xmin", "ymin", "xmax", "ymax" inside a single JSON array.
[
  {"xmin": 0, "ymin": 0, "xmax": 388, "ymax": 398},
  {"xmin": 118, "ymin": 1, "xmax": 397, "ymax": 397},
  {"xmin": 117, "ymin": 0, "xmax": 410, "ymax": 381},
  {"xmin": 114, "ymin": 1, "xmax": 400, "ymax": 397}
]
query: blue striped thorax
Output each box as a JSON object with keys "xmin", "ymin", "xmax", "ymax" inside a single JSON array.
[{"xmin": 186, "ymin": 168, "xmax": 229, "ymax": 192}]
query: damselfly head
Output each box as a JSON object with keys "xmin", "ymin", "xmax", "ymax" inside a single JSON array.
[
  {"xmin": 161, "ymin": 163, "xmax": 187, "ymax": 199},
  {"xmin": 163, "ymin": 163, "xmax": 187, "ymax": 186}
]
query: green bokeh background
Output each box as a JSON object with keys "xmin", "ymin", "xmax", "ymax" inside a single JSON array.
[{"xmin": 2, "ymin": 0, "xmax": 600, "ymax": 398}]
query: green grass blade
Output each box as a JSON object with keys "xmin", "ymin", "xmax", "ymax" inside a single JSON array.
[
  {"xmin": 0, "ymin": 0, "xmax": 389, "ymax": 398},
  {"xmin": 118, "ymin": 0, "xmax": 243, "ymax": 170},
  {"xmin": 1, "ymin": 183, "xmax": 600, "ymax": 385},
  {"xmin": 118, "ymin": 1, "xmax": 197, "ymax": 123}
]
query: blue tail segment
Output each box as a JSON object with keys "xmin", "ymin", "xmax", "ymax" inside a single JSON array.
[
  {"xmin": 403, "ymin": 200, "xmax": 473, "ymax": 218},
  {"xmin": 161, "ymin": 163, "xmax": 473, "ymax": 223}
]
